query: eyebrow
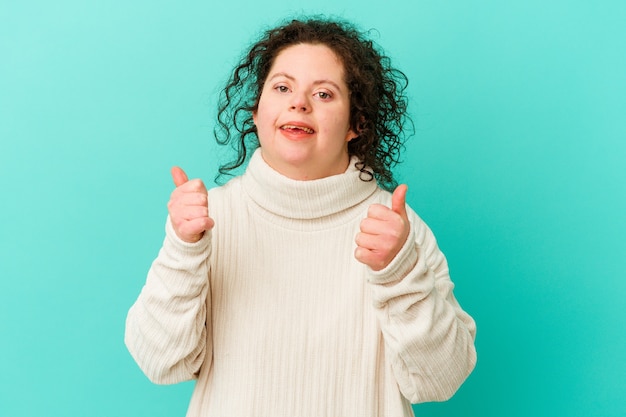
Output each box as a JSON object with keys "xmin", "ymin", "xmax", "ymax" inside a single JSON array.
[{"xmin": 268, "ymin": 72, "xmax": 344, "ymax": 93}]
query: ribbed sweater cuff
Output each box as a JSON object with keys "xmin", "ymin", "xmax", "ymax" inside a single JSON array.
[
  {"xmin": 151, "ymin": 216, "xmax": 212, "ymax": 296},
  {"xmin": 164, "ymin": 215, "xmax": 212, "ymax": 256}
]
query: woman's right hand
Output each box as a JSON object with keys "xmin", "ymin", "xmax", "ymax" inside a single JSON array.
[{"xmin": 168, "ymin": 167, "xmax": 215, "ymax": 243}]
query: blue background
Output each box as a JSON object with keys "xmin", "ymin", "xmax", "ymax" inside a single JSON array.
[{"xmin": 1, "ymin": 1, "xmax": 624, "ymax": 416}]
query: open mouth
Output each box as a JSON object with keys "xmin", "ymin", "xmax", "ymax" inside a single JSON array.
[{"xmin": 280, "ymin": 124, "xmax": 315, "ymax": 134}]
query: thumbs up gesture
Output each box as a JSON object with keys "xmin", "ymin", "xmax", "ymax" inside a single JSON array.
[
  {"xmin": 355, "ymin": 185, "xmax": 410, "ymax": 271},
  {"xmin": 168, "ymin": 167, "xmax": 215, "ymax": 243}
]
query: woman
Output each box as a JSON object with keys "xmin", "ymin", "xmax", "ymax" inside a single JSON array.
[{"xmin": 125, "ymin": 17, "xmax": 477, "ymax": 416}]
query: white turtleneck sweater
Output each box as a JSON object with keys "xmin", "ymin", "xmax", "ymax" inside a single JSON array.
[{"xmin": 125, "ymin": 150, "xmax": 477, "ymax": 417}]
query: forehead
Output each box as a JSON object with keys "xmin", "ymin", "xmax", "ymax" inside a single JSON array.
[{"xmin": 269, "ymin": 43, "xmax": 346, "ymax": 80}]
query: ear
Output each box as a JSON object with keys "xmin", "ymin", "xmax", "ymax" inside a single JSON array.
[
  {"xmin": 345, "ymin": 128, "xmax": 359, "ymax": 142},
  {"xmin": 346, "ymin": 115, "xmax": 366, "ymax": 142}
]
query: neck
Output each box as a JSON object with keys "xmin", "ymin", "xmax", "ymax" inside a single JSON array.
[
  {"xmin": 258, "ymin": 149, "xmax": 351, "ymax": 181},
  {"xmin": 241, "ymin": 149, "xmax": 379, "ymax": 222}
]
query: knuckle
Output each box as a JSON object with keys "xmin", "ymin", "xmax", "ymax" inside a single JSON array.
[
  {"xmin": 361, "ymin": 218, "xmax": 374, "ymax": 231},
  {"xmin": 389, "ymin": 227, "xmax": 402, "ymax": 240},
  {"xmin": 368, "ymin": 204, "xmax": 382, "ymax": 217},
  {"xmin": 189, "ymin": 179, "xmax": 206, "ymax": 191}
]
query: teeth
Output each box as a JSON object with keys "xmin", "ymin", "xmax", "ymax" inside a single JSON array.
[{"xmin": 282, "ymin": 125, "xmax": 314, "ymax": 134}]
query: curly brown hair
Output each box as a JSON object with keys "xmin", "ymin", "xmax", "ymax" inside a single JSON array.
[{"xmin": 214, "ymin": 17, "xmax": 412, "ymax": 191}]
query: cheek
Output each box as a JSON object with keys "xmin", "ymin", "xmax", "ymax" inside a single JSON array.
[
  {"xmin": 327, "ymin": 112, "xmax": 352, "ymax": 137},
  {"xmin": 254, "ymin": 98, "xmax": 274, "ymax": 126},
  {"xmin": 253, "ymin": 105, "xmax": 275, "ymax": 144}
]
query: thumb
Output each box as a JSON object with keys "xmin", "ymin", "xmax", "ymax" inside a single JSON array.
[
  {"xmin": 171, "ymin": 166, "xmax": 189, "ymax": 187},
  {"xmin": 391, "ymin": 184, "xmax": 408, "ymax": 218}
]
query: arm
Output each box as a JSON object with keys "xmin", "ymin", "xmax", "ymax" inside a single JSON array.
[
  {"xmin": 367, "ymin": 210, "xmax": 477, "ymax": 403},
  {"xmin": 125, "ymin": 166, "xmax": 215, "ymax": 384},
  {"xmin": 124, "ymin": 219, "xmax": 212, "ymax": 384},
  {"xmin": 355, "ymin": 186, "xmax": 476, "ymax": 402}
]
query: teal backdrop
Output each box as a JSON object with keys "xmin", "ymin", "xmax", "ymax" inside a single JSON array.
[{"xmin": 1, "ymin": 0, "xmax": 624, "ymax": 416}]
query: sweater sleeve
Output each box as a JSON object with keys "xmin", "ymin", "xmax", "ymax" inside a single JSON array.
[
  {"xmin": 124, "ymin": 216, "xmax": 212, "ymax": 385},
  {"xmin": 367, "ymin": 206, "xmax": 477, "ymax": 403}
]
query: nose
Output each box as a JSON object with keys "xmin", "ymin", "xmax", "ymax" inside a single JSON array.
[{"xmin": 289, "ymin": 92, "xmax": 310, "ymax": 112}]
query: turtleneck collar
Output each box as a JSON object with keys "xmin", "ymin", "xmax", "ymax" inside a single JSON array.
[{"xmin": 241, "ymin": 149, "xmax": 379, "ymax": 221}]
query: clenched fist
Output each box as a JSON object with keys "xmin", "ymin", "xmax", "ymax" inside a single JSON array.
[
  {"xmin": 168, "ymin": 166, "xmax": 214, "ymax": 243},
  {"xmin": 354, "ymin": 184, "xmax": 410, "ymax": 271}
]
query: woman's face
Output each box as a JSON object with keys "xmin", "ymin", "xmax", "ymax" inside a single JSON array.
[{"xmin": 253, "ymin": 43, "xmax": 357, "ymax": 180}]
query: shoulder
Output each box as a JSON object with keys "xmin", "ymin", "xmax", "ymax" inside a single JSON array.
[
  {"xmin": 208, "ymin": 175, "xmax": 242, "ymax": 198},
  {"xmin": 207, "ymin": 175, "xmax": 246, "ymax": 214}
]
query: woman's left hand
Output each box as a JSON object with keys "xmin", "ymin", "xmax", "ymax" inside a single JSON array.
[{"xmin": 354, "ymin": 184, "xmax": 410, "ymax": 271}]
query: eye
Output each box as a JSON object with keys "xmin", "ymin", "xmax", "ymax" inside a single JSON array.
[
  {"xmin": 316, "ymin": 91, "xmax": 332, "ymax": 100},
  {"xmin": 275, "ymin": 85, "xmax": 290, "ymax": 93}
]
